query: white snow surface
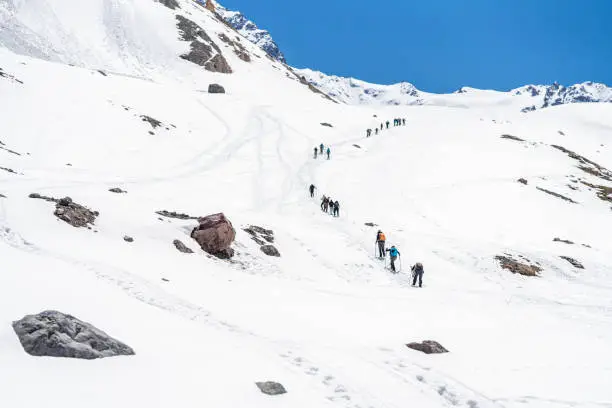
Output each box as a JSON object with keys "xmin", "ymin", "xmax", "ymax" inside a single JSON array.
[
  {"xmin": 297, "ymin": 68, "xmax": 612, "ymax": 111},
  {"xmin": 1, "ymin": 2, "xmax": 612, "ymax": 408}
]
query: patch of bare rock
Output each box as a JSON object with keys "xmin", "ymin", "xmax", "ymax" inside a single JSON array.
[
  {"xmin": 109, "ymin": 187, "xmax": 127, "ymax": 194},
  {"xmin": 156, "ymin": 210, "xmax": 199, "ymax": 220},
  {"xmin": 173, "ymin": 239, "xmax": 194, "ymax": 254},
  {"xmin": 243, "ymin": 225, "xmax": 281, "ymax": 257},
  {"xmin": 536, "ymin": 187, "xmax": 578, "ymax": 204},
  {"xmin": 553, "ymin": 237, "xmax": 574, "ymax": 245},
  {"xmin": 501, "ymin": 134, "xmax": 525, "ymax": 142},
  {"xmin": 176, "ymin": 15, "xmax": 232, "ymax": 73},
  {"xmin": 560, "ymin": 256, "xmax": 584, "ymax": 269},
  {"xmin": 495, "ymin": 255, "xmax": 542, "ymax": 277},
  {"xmin": 406, "ymin": 340, "xmax": 448, "ymax": 354},
  {"xmin": 29, "ymin": 194, "xmax": 98, "ymax": 228},
  {"xmin": 256, "ymin": 381, "xmax": 287, "ymax": 396}
]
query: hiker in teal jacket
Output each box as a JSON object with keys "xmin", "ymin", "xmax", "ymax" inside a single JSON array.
[{"xmin": 386, "ymin": 246, "xmax": 401, "ymax": 272}]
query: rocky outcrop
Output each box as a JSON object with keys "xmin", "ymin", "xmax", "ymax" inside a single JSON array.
[
  {"xmin": 156, "ymin": 0, "xmax": 179, "ymax": 10},
  {"xmin": 406, "ymin": 340, "xmax": 448, "ymax": 354},
  {"xmin": 140, "ymin": 115, "xmax": 162, "ymax": 129},
  {"xmin": 501, "ymin": 134, "xmax": 524, "ymax": 142},
  {"xmin": 124, "ymin": 236, "xmax": 134, "ymax": 243},
  {"xmin": 109, "ymin": 187, "xmax": 127, "ymax": 194},
  {"xmin": 560, "ymin": 256, "xmax": 584, "ymax": 269},
  {"xmin": 177, "ymin": 15, "xmax": 232, "ymax": 74},
  {"xmin": 553, "ymin": 238, "xmax": 574, "ymax": 245},
  {"xmin": 208, "ymin": 83, "xmax": 226, "ymax": 94},
  {"xmin": 218, "ymin": 33, "xmax": 251, "ymax": 62},
  {"xmin": 156, "ymin": 210, "xmax": 199, "ymax": 220},
  {"xmin": 173, "ymin": 239, "xmax": 194, "ymax": 254},
  {"xmin": 260, "ymin": 244, "xmax": 280, "ymax": 257},
  {"xmin": 0, "ymin": 67, "xmax": 23, "ymax": 85},
  {"xmin": 495, "ymin": 255, "xmax": 541, "ymax": 277},
  {"xmin": 256, "ymin": 381, "xmax": 287, "ymax": 395},
  {"xmin": 54, "ymin": 197, "xmax": 98, "ymax": 228},
  {"xmin": 536, "ymin": 187, "xmax": 578, "ymax": 204},
  {"xmin": 517, "ymin": 178, "xmax": 528, "ymax": 185},
  {"xmin": 30, "ymin": 194, "xmax": 98, "ymax": 228},
  {"xmin": 12, "ymin": 311, "xmax": 134, "ymax": 359},
  {"xmin": 191, "ymin": 213, "xmax": 236, "ymax": 258},
  {"xmin": 243, "ymin": 225, "xmax": 274, "ymax": 244}
]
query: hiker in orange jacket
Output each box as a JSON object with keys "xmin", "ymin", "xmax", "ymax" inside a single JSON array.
[{"xmin": 376, "ymin": 230, "xmax": 386, "ymax": 259}]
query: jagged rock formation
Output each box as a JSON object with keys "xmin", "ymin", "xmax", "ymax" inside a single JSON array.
[
  {"xmin": 177, "ymin": 15, "xmax": 232, "ymax": 73},
  {"xmin": 406, "ymin": 340, "xmax": 449, "ymax": 354}
]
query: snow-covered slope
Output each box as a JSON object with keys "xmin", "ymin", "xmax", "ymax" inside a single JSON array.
[
  {"xmin": 298, "ymin": 68, "xmax": 612, "ymax": 111},
  {"xmin": 2, "ymin": 2, "xmax": 612, "ymax": 408}
]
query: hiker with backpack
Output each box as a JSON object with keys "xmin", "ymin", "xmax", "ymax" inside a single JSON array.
[
  {"xmin": 386, "ymin": 246, "xmax": 401, "ymax": 273},
  {"xmin": 313, "ymin": 147, "xmax": 318, "ymax": 159},
  {"xmin": 367, "ymin": 129, "xmax": 372, "ymax": 137},
  {"xmin": 320, "ymin": 143, "xmax": 324, "ymax": 155},
  {"xmin": 402, "ymin": 118, "xmax": 406, "ymax": 126},
  {"xmin": 321, "ymin": 196, "xmax": 328, "ymax": 212},
  {"xmin": 326, "ymin": 147, "xmax": 331, "ymax": 160},
  {"xmin": 386, "ymin": 121, "xmax": 390, "ymax": 129},
  {"xmin": 328, "ymin": 199, "xmax": 335, "ymax": 215},
  {"xmin": 309, "ymin": 184, "xmax": 316, "ymax": 198},
  {"xmin": 375, "ymin": 128, "xmax": 379, "ymax": 135},
  {"xmin": 376, "ymin": 230, "xmax": 386, "ymax": 259},
  {"xmin": 333, "ymin": 200, "xmax": 340, "ymax": 217},
  {"xmin": 411, "ymin": 263, "xmax": 424, "ymax": 287}
]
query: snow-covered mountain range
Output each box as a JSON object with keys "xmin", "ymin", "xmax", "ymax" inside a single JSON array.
[
  {"xmin": 1, "ymin": 1, "xmax": 612, "ymax": 408},
  {"xmin": 297, "ymin": 68, "xmax": 612, "ymax": 111}
]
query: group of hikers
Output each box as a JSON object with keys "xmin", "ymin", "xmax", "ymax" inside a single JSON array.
[
  {"xmin": 306, "ymin": 116, "xmax": 426, "ymax": 286},
  {"xmin": 376, "ymin": 229, "xmax": 425, "ymax": 286},
  {"xmin": 309, "ymin": 184, "xmax": 341, "ymax": 217},
  {"xmin": 366, "ymin": 118, "xmax": 407, "ymax": 137},
  {"xmin": 313, "ymin": 143, "xmax": 331, "ymax": 160}
]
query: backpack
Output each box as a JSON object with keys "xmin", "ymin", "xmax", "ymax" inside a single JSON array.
[
  {"xmin": 378, "ymin": 232, "xmax": 386, "ymax": 241},
  {"xmin": 412, "ymin": 263, "xmax": 423, "ymax": 273}
]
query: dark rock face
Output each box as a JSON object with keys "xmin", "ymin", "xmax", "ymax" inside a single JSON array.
[
  {"xmin": 156, "ymin": 210, "xmax": 199, "ymax": 220},
  {"xmin": 536, "ymin": 187, "xmax": 578, "ymax": 204},
  {"xmin": 157, "ymin": 0, "xmax": 179, "ymax": 9},
  {"xmin": 177, "ymin": 16, "xmax": 232, "ymax": 74},
  {"xmin": 517, "ymin": 178, "xmax": 528, "ymax": 185},
  {"xmin": 495, "ymin": 255, "xmax": 542, "ymax": 277},
  {"xmin": 501, "ymin": 134, "xmax": 525, "ymax": 142},
  {"xmin": 12, "ymin": 311, "xmax": 134, "ymax": 359},
  {"xmin": 173, "ymin": 239, "xmax": 194, "ymax": 254},
  {"xmin": 54, "ymin": 197, "xmax": 98, "ymax": 228},
  {"xmin": 321, "ymin": 123, "xmax": 333, "ymax": 127},
  {"xmin": 109, "ymin": 187, "xmax": 127, "ymax": 194},
  {"xmin": 560, "ymin": 256, "xmax": 584, "ymax": 269},
  {"xmin": 406, "ymin": 340, "xmax": 449, "ymax": 354},
  {"xmin": 256, "ymin": 381, "xmax": 287, "ymax": 395},
  {"xmin": 208, "ymin": 84, "xmax": 226, "ymax": 94},
  {"xmin": 140, "ymin": 115, "xmax": 162, "ymax": 129},
  {"xmin": 191, "ymin": 213, "xmax": 236, "ymax": 258},
  {"xmin": 260, "ymin": 244, "xmax": 280, "ymax": 257},
  {"xmin": 243, "ymin": 225, "xmax": 274, "ymax": 243},
  {"xmin": 217, "ymin": 33, "xmax": 251, "ymax": 62},
  {"xmin": 554, "ymin": 238, "xmax": 574, "ymax": 245}
]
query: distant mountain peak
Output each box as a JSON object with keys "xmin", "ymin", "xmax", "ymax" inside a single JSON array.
[{"xmin": 201, "ymin": 1, "xmax": 286, "ymax": 63}]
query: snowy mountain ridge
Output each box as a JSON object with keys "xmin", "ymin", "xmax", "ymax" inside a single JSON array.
[
  {"xmin": 297, "ymin": 68, "xmax": 612, "ymax": 111},
  {"xmin": 198, "ymin": 0, "xmax": 286, "ymax": 63}
]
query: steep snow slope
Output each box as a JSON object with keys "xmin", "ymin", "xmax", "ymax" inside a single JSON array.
[
  {"xmin": 0, "ymin": 0, "xmax": 314, "ymax": 101},
  {"xmin": 297, "ymin": 68, "xmax": 612, "ymax": 111},
  {"xmin": 2, "ymin": 45, "xmax": 612, "ymax": 408}
]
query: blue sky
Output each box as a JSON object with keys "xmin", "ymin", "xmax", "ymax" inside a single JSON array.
[{"xmin": 220, "ymin": 0, "xmax": 611, "ymax": 93}]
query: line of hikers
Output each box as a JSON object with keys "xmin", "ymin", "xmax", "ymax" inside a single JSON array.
[
  {"xmin": 376, "ymin": 229, "xmax": 425, "ymax": 286},
  {"xmin": 309, "ymin": 184, "xmax": 340, "ymax": 217},
  {"xmin": 366, "ymin": 118, "xmax": 406, "ymax": 137},
  {"xmin": 313, "ymin": 143, "xmax": 332, "ymax": 160}
]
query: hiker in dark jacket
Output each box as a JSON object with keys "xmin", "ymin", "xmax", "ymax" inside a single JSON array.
[
  {"xmin": 313, "ymin": 147, "xmax": 318, "ymax": 159},
  {"xmin": 402, "ymin": 118, "xmax": 406, "ymax": 126},
  {"xmin": 309, "ymin": 184, "xmax": 316, "ymax": 198},
  {"xmin": 386, "ymin": 121, "xmax": 390, "ymax": 129},
  {"xmin": 411, "ymin": 263, "xmax": 424, "ymax": 287},
  {"xmin": 375, "ymin": 128, "xmax": 379, "ymax": 135},
  {"xmin": 321, "ymin": 196, "xmax": 328, "ymax": 212},
  {"xmin": 367, "ymin": 128, "xmax": 372, "ymax": 137},
  {"xmin": 320, "ymin": 143, "xmax": 324, "ymax": 155},
  {"xmin": 333, "ymin": 201, "xmax": 340, "ymax": 217}
]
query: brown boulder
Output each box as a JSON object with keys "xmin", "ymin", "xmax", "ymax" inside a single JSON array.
[{"xmin": 191, "ymin": 213, "xmax": 236, "ymax": 258}]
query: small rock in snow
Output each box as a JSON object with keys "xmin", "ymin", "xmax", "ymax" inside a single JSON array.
[
  {"xmin": 124, "ymin": 236, "xmax": 134, "ymax": 243},
  {"xmin": 260, "ymin": 244, "xmax": 281, "ymax": 257},
  {"xmin": 208, "ymin": 83, "xmax": 225, "ymax": 94},
  {"xmin": 256, "ymin": 381, "xmax": 287, "ymax": 395},
  {"xmin": 406, "ymin": 340, "xmax": 448, "ymax": 354}
]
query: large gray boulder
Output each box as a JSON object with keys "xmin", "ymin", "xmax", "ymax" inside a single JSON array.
[
  {"xmin": 191, "ymin": 213, "xmax": 236, "ymax": 258},
  {"xmin": 12, "ymin": 311, "xmax": 135, "ymax": 359},
  {"xmin": 256, "ymin": 381, "xmax": 287, "ymax": 395}
]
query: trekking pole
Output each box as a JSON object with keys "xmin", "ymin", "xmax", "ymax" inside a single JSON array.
[{"xmin": 398, "ymin": 255, "xmax": 402, "ymax": 274}]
